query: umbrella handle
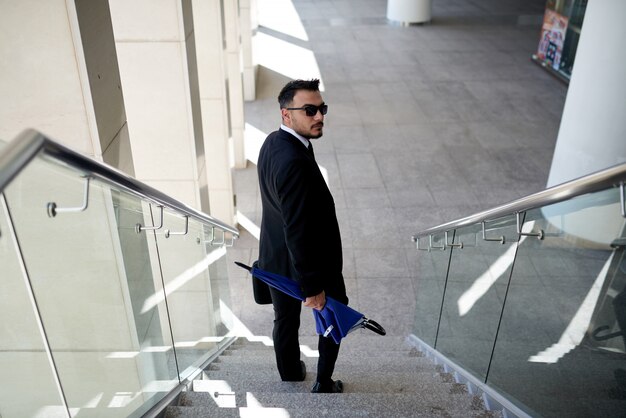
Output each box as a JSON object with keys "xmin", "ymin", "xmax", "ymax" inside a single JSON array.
[
  {"xmin": 363, "ymin": 318, "xmax": 386, "ymax": 336},
  {"xmin": 592, "ymin": 325, "xmax": 624, "ymax": 341}
]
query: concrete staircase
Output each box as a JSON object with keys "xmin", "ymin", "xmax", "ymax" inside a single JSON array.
[{"xmin": 164, "ymin": 335, "xmax": 501, "ymax": 417}]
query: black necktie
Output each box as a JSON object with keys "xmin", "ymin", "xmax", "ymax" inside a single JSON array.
[{"xmin": 307, "ymin": 142, "xmax": 315, "ymax": 159}]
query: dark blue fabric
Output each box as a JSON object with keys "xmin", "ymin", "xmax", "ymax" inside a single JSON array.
[
  {"xmin": 251, "ymin": 265, "xmax": 305, "ymax": 300},
  {"xmin": 315, "ymin": 298, "xmax": 364, "ymax": 344},
  {"xmin": 244, "ymin": 263, "xmax": 365, "ymax": 344}
]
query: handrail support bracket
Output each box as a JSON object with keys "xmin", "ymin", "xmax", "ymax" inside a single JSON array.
[
  {"xmin": 47, "ymin": 176, "xmax": 91, "ymax": 218},
  {"xmin": 482, "ymin": 221, "xmax": 505, "ymax": 244},
  {"xmin": 516, "ymin": 212, "xmax": 544, "ymax": 240},
  {"xmin": 136, "ymin": 205, "xmax": 164, "ymax": 233},
  {"xmin": 619, "ymin": 181, "xmax": 626, "ymax": 218},
  {"xmin": 445, "ymin": 231, "xmax": 463, "ymax": 249},
  {"xmin": 165, "ymin": 215, "xmax": 189, "ymax": 238},
  {"xmin": 429, "ymin": 234, "xmax": 445, "ymax": 251}
]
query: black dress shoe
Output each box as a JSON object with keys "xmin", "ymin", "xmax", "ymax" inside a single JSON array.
[{"xmin": 311, "ymin": 379, "xmax": 343, "ymax": 393}]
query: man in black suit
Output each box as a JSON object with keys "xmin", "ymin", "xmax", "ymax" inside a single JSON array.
[{"xmin": 257, "ymin": 79, "xmax": 347, "ymax": 393}]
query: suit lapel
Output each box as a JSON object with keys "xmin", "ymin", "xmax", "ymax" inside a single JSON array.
[{"xmin": 279, "ymin": 129, "xmax": 315, "ymax": 162}]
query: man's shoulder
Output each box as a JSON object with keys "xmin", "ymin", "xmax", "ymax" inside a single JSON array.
[
  {"xmin": 262, "ymin": 129, "xmax": 305, "ymax": 158},
  {"xmin": 266, "ymin": 128, "xmax": 297, "ymax": 144}
]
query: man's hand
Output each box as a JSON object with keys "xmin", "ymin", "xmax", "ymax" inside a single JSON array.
[{"xmin": 304, "ymin": 291, "xmax": 326, "ymax": 311}]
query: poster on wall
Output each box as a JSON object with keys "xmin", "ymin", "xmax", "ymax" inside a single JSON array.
[{"xmin": 537, "ymin": 9, "xmax": 569, "ymax": 71}]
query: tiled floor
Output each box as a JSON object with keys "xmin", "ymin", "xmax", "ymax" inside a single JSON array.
[{"xmin": 228, "ymin": 0, "xmax": 568, "ymax": 340}]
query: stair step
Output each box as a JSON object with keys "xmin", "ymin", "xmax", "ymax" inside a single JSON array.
[
  {"xmin": 177, "ymin": 391, "xmax": 490, "ymax": 416},
  {"xmin": 218, "ymin": 350, "xmax": 423, "ymax": 364},
  {"xmin": 210, "ymin": 355, "xmax": 438, "ymax": 373},
  {"xmin": 165, "ymin": 405, "xmax": 240, "ymax": 418},
  {"xmin": 223, "ymin": 343, "xmax": 422, "ymax": 357},
  {"xmin": 163, "ymin": 336, "xmax": 499, "ymax": 418},
  {"xmin": 222, "ymin": 345, "xmax": 422, "ymax": 359},
  {"xmin": 231, "ymin": 335, "xmax": 410, "ymax": 351},
  {"xmin": 194, "ymin": 374, "xmax": 463, "ymax": 395},
  {"xmin": 205, "ymin": 363, "xmax": 445, "ymax": 379},
  {"xmin": 165, "ymin": 404, "xmax": 500, "ymax": 418},
  {"xmin": 251, "ymin": 392, "xmax": 487, "ymax": 416},
  {"xmin": 203, "ymin": 367, "xmax": 455, "ymax": 385}
]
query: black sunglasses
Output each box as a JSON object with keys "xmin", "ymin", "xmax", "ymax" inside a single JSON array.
[{"xmin": 286, "ymin": 103, "xmax": 328, "ymax": 117}]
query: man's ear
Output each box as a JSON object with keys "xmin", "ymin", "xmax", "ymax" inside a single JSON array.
[{"xmin": 281, "ymin": 108, "xmax": 291, "ymax": 125}]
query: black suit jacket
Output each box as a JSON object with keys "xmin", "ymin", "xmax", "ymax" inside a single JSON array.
[{"xmin": 257, "ymin": 128, "xmax": 346, "ymax": 302}]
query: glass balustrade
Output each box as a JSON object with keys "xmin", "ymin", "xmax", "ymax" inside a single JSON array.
[
  {"xmin": 110, "ymin": 195, "xmax": 180, "ymax": 417},
  {"xmin": 205, "ymin": 235, "xmax": 235, "ymax": 340},
  {"xmin": 412, "ymin": 233, "xmax": 450, "ymax": 346},
  {"xmin": 413, "ymin": 181, "xmax": 626, "ymax": 417},
  {"xmin": 488, "ymin": 189, "xmax": 626, "ymax": 417},
  {"xmin": 434, "ymin": 219, "xmax": 519, "ymax": 381},
  {"xmin": 3, "ymin": 156, "xmax": 180, "ymax": 417},
  {"xmin": 0, "ymin": 140, "xmax": 239, "ymax": 418},
  {"xmin": 0, "ymin": 193, "xmax": 67, "ymax": 418},
  {"xmin": 151, "ymin": 211, "xmax": 233, "ymax": 382}
]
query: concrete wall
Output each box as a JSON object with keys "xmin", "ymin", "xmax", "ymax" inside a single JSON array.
[
  {"xmin": 0, "ymin": 0, "xmax": 100, "ymax": 157},
  {"xmin": 109, "ymin": 0, "xmax": 202, "ymax": 207}
]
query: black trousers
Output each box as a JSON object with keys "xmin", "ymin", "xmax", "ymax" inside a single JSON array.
[{"xmin": 270, "ymin": 286, "xmax": 341, "ymax": 383}]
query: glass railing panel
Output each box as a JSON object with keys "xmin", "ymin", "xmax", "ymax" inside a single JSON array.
[
  {"xmin": 412, "ymin": 233, "xmax": 450, "ymax": 346},
  {"xmin": 110, "ymin": 196, "xmax": 180, "ymax": 416},
  {"xmin": 0, "ymin": 194, "xmax": 67, "ymax": 418},
  {"xmin": 488, "ymin": 188, "xmax": 626, "ymax": 417},
  {"xmin": 3, "ymin": 156, "xmax": 179, "ymax": 418},
  {"xmin": 434, "ymin": 219, "xmax": 519, "ymax": 381},
  {"xmin": 206, "ymin": 225, "xmax": 235, "ymax": 344},
  {"xmin": 152, "ymin": 212, "xmax": 231, "ymax": 381}
]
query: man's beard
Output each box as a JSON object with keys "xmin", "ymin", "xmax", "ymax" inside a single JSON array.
[
  {"xmin": 308, "ymin": 131, "xmax": 323, "ymax": 139},
  {"xmin": 296, "ymin": 124, "xmax": 323, "ymax": 139}
]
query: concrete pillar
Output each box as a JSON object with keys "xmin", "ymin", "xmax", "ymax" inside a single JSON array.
[
  {"xmin": 191, "ymin": 0, "xmax": 236, "ymax": 224},
  {"xmin": 386, "ymin": 0, "xmax": 432, "ymax": 25},
  {"xmin": 547, "ymin": 0, "xmax": 626, "ymax": 187},
  {"xmin": 0, "ymin": 0, "xmax": 130, "ymax": 173},
  {"xmin": 75, "ymin": 0, "xmax": 134, "ymax": 174},
  {"xmin": 545, "ymin": 0, "xmax": 626, "ymax": 246},
  {"xmin": 223, "ymin": 0, "xmax": 248, "ymax": 169},
  {"xmin": 241, "ymin": 0, "xmax": 257, "ymax": 101},
  {"xmin": 109, "ymin": 0, "xmax": 202, "ymax": 208}
]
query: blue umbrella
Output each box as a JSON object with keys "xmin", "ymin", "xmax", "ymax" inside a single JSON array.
[{"xmin": 235, "ymin": 262, "xmax": 386, "ymax": 344}]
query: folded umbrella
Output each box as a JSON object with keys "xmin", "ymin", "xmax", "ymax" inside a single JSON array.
[{"xmin": 235, "ymin": 261, "xmax": 386, "ymax": 344}]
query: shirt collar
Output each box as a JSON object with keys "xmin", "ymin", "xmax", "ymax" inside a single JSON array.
[{"xmin": 280, "ymin": 124, "xmax": 310, "ymax": 149}]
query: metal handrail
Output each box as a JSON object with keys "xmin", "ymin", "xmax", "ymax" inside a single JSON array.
[
  {"xmin": 413, "ymin": 162, "xmax": 626, "ymax": 239},
  {"xmin": 0, "ymin": 129, "xmax": 239, "ymax": 236}
]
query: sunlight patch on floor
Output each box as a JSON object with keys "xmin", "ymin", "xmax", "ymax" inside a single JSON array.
[
  {"xmin": 254, "ymin": 32, "xmax": 324, "ymax": 91},
  {"xmin": 257, "ymin": 0, "xmax": 308, "ymax": 41}
]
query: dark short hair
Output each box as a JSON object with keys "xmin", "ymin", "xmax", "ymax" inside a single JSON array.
[{"xmin": 278, "ymin": 79, "xmax": 320, "ymax": 108}]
